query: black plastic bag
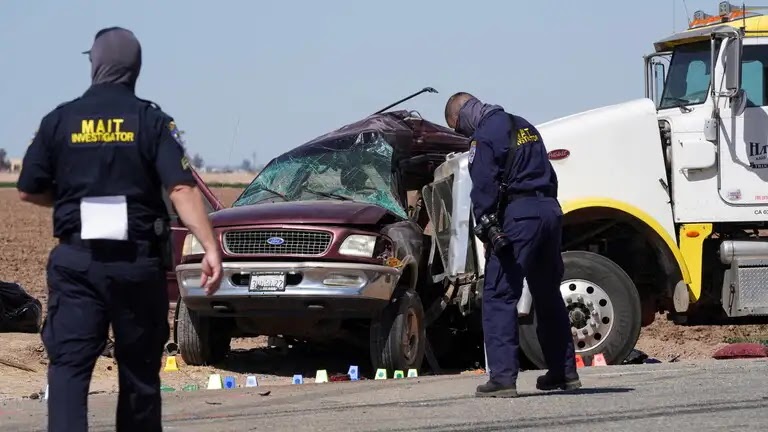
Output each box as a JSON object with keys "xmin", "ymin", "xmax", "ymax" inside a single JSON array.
[{"xmin": 0, "ymin": 281, "xmax": 42, "ymax": 333}]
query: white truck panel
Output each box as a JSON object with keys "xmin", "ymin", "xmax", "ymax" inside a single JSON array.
[
  {"xmin": 536, "ymin": 98, "xmax": 678, "ymax": 244},
  {"xmin": 717, "ymin": 38, "xmax": 768, "ymax": 212},
  {"xmin": 666, "ymin": 127, "xmax": 722, "ymax": 222}
]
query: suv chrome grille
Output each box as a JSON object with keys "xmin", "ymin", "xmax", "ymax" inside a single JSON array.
[{"xmin": 223, "ymin": 229, "xmax": 332, "ymax": 256}]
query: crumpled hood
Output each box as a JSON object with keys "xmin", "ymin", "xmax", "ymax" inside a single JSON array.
[
  {"xmin": 86, "ymin": 27, "xmax": 142, "ymax": 89},
  {"xmin": 210, "ymin": 200, "xmax": 399, "ymax": 228}
]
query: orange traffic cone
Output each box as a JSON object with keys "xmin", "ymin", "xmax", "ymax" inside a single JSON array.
[
  {"xmin": 575, "ymin": 355, "xmax": 585, "ymax": 368},
  {"xmin": 593, "ymin": 353, "xmax": 608, "ymax": 366}
]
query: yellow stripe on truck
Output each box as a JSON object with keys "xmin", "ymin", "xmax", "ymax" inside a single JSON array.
[
  {"xmin": 561, "ymin": 198, "xmax": 694, "ymax": 298},
  {"xmin": 677, "ymin": 223, "xmax": 713, "ymax": 302}
]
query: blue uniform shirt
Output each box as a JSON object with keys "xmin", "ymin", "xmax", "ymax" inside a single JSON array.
[
  {"xmin": 467, "ymin": 109, "xmax": 558, "ymax": 221},
  {"xmin": 17, "ymin": 83, "xmax": 196, "ymax": 240}
]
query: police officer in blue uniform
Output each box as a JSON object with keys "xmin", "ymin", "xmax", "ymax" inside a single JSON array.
[
  {"xmin": 17, "ymin": 27, "xmax": 223, "ymax": 431},
  {"xmin": 444, "ymin": 92, "xmax": 580, "ymax": 398}
]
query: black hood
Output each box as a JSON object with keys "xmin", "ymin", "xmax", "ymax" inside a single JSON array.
[{"xmin": 85, "ymin": 27, "xmax": 142, "ymax": 90}]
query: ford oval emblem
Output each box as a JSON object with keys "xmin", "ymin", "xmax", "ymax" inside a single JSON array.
[
  {"xmin": 266, "ymin": 237, "xmax": 285, "ymax": 246},
  {"xmin": 548, "ymin": 149, "xmax": 570, "ymax": 160}
]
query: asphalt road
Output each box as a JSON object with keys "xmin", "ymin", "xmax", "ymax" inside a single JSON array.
[{"xmin": 2, "ymin": 359, "xmax": 767, "ymax": 431}]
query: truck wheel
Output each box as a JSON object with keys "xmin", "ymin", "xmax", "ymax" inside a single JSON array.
[
  {"xmin": 177, "ymin": 300, "xmax": 231, "ymax": 366},
  {"xmin": 519, "ymin": 251, "xmax": 641, "ymax": 368},
  {"xmin": 370, "ymin": 290, "xmax": 427, "ymax": 372}
]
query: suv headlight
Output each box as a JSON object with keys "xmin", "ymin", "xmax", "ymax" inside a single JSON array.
[
  {"xmin": 339, "ymin": 234, "xmax": 377, "ymax": 257},
  {"xmin": 182, "ymin": 233, "xmax": 204, "ymax": 257}
]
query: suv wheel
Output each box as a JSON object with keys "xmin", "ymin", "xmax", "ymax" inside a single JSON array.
[
  {"xmin": 176, "ymin": 300, "xmax": 231, "ymax": 366},
  {"xmin": 369, "ymin": 290, "xmax": 426, "ymax": 372}
]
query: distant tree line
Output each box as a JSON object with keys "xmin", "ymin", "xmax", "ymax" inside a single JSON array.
[
  {"xmin": 177, "ymin": 130, "xmax": 259, "ymax": 173},
  {"xmin": 0, "ymin": 135, "xmax": 261, "ymax": 174},
  {"xmin": 0, "ymin": 148, "xmax": 11, "ymax": 171}
]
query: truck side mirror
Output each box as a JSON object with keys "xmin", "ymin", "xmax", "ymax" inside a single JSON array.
[
  {"xmin": 724, "ymin": 37, "xmax": 742, "ymax": 94},
  {"xmin": 731, "ymin": 89, "xmax": 748, "ymax": 116}
]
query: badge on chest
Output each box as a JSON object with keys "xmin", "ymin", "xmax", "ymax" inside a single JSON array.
[{"xmin": 468, "ymin": 140, "xmax": 477, "ymax": 165}]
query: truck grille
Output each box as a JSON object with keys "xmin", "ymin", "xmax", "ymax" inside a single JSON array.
[{"xmin": 223, "ymin": 229, "xmax": 332, "ymax": 256}]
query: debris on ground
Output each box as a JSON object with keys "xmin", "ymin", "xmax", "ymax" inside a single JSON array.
[
  {"xmin": 0, "ymin": 281, "xmax": 42, "ymax": 334},
  {"xmin": 329, "ymin": 373, "xmax": 351, "ymax": 382},
  {"xmin": 165, "ymin": 342, "xmax": 179, "ymax": 356},
  {"xmin": 622, "ymin": 349, "xmax": 648, "ymax": 365},
  {"xmin": 712, "ymin": 342, "xmax": 768, "ymax": 359},
  {"xmin": 0, "ymin": 357, "xmax": 37, "ymax": 373},
  {"xmin": 102, "ymin": 339, "xmax": 115, "ymax": 358}
]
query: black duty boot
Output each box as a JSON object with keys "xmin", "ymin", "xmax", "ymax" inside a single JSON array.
[
  {"xmin": 536, "ymin": 371, "xmax": 582, "ymax": 391},
  {"xmin": 475, "ymin": 380, "xmax": 518, "ymax": 398}
]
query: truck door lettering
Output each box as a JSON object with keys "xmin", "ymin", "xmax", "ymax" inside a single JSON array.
[{"xmin": 748, "ymin": 142, "xmax": 768, "ymax": 168}]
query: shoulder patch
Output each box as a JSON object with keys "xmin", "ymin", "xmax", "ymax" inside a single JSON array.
[
  {"xmin": 516, "ymin": 127, "xmax": 540, "ymax": 146},
  {"xmin": 180, "ymin": 154, "xmax": 191, "ymax": 171},
  {"xmin": 468, "ymin": 140, "xmax": 477, "ymax": 164},
  {"xmin": 168, "ymin": 120, "xmax": 186, "ymax": 147}
]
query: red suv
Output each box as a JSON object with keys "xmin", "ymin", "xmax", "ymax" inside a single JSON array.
[{"xmin": 171, "ymin": 111, "xmax": 469, "ymax": 372}]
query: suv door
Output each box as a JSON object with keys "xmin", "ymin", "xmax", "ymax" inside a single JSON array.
[
  {"xmin": 421, "ymin": 152, "xmax": 477, "ymax": 278},
  {"xmin": 164, "ymin": 169, "xmax": 224, "ymax": 308}
]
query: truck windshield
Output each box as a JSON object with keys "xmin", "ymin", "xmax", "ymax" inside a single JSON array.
[
  {"xmin": 659, "ymin": 41, "xmax": 714, "ymax": 109},
  {"xmin": 233, "ymin": 132, "xmax": 408, "ymax": 218}
]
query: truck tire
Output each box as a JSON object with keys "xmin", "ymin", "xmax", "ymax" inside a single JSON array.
[
  {"xmin": 370, "ymin": 290, "xmax": 427, "ymax": 372},
  {"xmin": 519, "ymin": 251, "xmax": 641, "ymax": 368},
  {"xmin": 176, "ymin": 300, "xmax": 231, "ymax": 366}
]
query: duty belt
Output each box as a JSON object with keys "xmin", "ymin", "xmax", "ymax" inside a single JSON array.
[
  {"xmin": 59, "ymin": 233, "xmax": 161, "ymax": 257},
  {"xmin": 508, "ymin": 190, "xmax": 552, "ymax": 201}
]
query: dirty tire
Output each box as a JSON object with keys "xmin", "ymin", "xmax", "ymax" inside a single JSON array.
[
  {"xmin": 519, "ymin": 250, "xmax": 641, "ymax": 368},
  {"xmin": 370, "ymin": 290, "xmax": 427, "ymax": 372},
  {"xmin": 177, "ymin": 300, "xmax": 230, "ymax": 366}
]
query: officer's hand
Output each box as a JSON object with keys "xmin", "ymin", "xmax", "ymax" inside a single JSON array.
[{"xmin": 200, "ymin": 249, "xmax": 223, "ymax": 295}]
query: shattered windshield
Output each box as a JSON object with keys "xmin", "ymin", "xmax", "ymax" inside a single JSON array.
[{"xmin": 233, "ymin": 131, "xmax": 407, "ymax": 218}]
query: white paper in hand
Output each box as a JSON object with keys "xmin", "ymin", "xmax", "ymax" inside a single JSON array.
[{"xmin": 80, "ymin": 196, "xmax": 129, "ymax": 240}]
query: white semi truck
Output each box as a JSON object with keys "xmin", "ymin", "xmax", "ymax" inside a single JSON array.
[{"xmin": 423, "ymin": 2, "xmax": 768, "ymax": 368}]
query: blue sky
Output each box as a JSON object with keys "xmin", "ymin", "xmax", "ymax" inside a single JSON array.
[{"xmin": 1, "ymin": 0, "xmax": 713, "ymax": 167}]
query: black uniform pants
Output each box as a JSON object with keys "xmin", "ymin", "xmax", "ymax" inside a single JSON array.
[
  {"xmin": 42, "ymin": 239, "xmax": 169, "ymax": 432},
  {"xmin": 482, "ymin": 197, "xmax": 577, "ymax": 385}
]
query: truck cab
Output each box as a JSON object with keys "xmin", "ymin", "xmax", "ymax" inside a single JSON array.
[{"xmin": 424, "ymin": 1, "xmax": 768, "ymax": 369}]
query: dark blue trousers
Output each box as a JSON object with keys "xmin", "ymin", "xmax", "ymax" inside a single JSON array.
[
  {"xmin": 482, "ymin": 197, "xmax": 576, "ymax": 386},
  {"xmin": 42, "ymin": 240, "xmax": 169, "ymax": 432}
]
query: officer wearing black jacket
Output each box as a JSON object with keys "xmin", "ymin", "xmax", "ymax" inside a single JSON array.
[
  {"xmin": 445, "ymin": 92, "xmax": 580, "ymax": 398},
  {"xmin": 17, "ymin": 27, "xmax": 222, "ymax": 431}
]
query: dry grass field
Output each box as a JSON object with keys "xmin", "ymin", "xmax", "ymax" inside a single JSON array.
[{"xmin": 0, "ymin": 171, "xmax": 255, "ymax": 186}]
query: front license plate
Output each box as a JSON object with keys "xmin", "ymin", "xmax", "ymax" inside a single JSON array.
[{"xmin": 249, "ymin": 273, "xmax": 286, "ymax": 292}]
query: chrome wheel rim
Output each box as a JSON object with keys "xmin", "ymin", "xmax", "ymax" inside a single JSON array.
[{"xmin": 560, "ymin": 279, "xmax": 615, "ymax": 353}]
